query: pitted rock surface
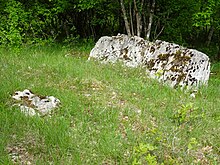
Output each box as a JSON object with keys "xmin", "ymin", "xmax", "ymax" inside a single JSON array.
[
  {"xmin": 12, "ymin": 89, "xmax": 60, "ymax": 116},
  {"xmin": 144, "ymin": 40, "xmax": 210, "ymax": 88},
  {"xmin": 89, "ymin": 34, "xmax": 210, "ymax": 89},
  {"xmin": 89, "ymin": 34, "xmax": 150, "ymax": 67}
]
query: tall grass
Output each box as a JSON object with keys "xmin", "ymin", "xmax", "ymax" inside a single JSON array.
[{"xmin": 0, "ymin": 44, "xmax": 219, "ymax": 164}]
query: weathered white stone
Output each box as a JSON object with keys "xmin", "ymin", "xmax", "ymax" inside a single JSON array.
[
  {"xmin": 12, "ymin": 89, "xmax": 60, "ymax": 116},
  {"xmin": 20, "ymin": 105, "xmax": 37, "ymax": 117},
  {"xmin": 144, "ymin": 40, "xmax": 210, "ymax": 88},
  {"xmin": 89, "ymin": 34, "xmax": 210, "ymax": 89},
  {"xmin": 12, "ymin": 89, "xmax": 34, "ymax": 100},
  {"xmin": 89, "ymin": 34, "xmax": 150, "ymax": 67}
]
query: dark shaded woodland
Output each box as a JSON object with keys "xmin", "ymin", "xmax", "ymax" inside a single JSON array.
[{"xmin": 0, "ymin": 0, "xmax": 219, "ymax": 59}]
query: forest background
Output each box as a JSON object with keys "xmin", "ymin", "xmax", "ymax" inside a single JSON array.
[{"xmin": 0, "ymin": 0, "xmax": 220, "ymax": 60}]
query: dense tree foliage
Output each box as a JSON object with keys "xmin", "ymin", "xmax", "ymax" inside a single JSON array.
[{"xmin": 0, "ymin": 0, "xmax": 219, "ymax": 59}]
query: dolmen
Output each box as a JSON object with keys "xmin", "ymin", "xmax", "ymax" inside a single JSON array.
[{"xmin": 89, "ymin": 34, "xmax": 210, "ymax": 89}]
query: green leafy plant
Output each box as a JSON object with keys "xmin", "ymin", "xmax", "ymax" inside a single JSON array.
[
  {"xmin": 155, "ymin": 70, "xmax": 164, "ymax": 78},
  {"xmin": 132, "ymin": 143, "xmax": 160, "ymax": 165},
  {"xmin": 187, "ymin": 137, "xmax": 198, "ymax": 150},
  {"xmin": 172, "ymin": 103, "xmax": 203, "ymax": 125},
  {"xmin": 0, "ymin": 0, "xmax": 26, "ymax": 46}
]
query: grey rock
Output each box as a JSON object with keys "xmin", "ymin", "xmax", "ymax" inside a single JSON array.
[
  {"xmin": 89, "ymin": 34, "xmax": 149, "ymax": 67},
  {"xmin": 89, "ymin": 34, "xmax": 210, "ymax": 89},
  {"xmin": 12, "ymin": 89, "xmax": 60, "ymax": 116}
]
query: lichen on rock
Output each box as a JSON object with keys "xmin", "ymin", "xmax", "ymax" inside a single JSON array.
[{"xmin": 89, "ymin": 34, "xmax": 210, "ymax": 89}]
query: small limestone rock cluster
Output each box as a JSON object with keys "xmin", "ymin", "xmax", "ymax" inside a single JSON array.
[
  {"xmin": 89, "ymin": 34, "xmax": 210, "ymax": 89},
  {"xmin": 12, "ymin": 89, "xmax": 60, "ymax": 116}
]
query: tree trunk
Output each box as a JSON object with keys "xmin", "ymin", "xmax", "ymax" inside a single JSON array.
[
  {"xmin": 207, "ymin": 26, "xmax": 214, "ymax": 47},
  {"xmin": 133, "ymin": 0, "xmax": 141, "ymax": 36},
  {"xmin": 139, "ymin": 0, "xmax": 144, "ymax": 36},
  {"xmin": 63, "ymin": 21, "xmax": 69, "ymax": 38},
  {"xmin": 146, "ymin": 0, "xmax": 155, "ymax": 40},
  {"xmin": 129, "ymin": 1, "xmax": 134, "ymax": 36},
  {"xmin": 143, "ymin": 13, "xmax": 147, "ymax": 37},
  {"xmin": 120, "ymin": 0, "xmax": 131, "ymax": 36}
]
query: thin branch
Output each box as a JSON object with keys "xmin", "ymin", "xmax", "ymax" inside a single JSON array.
[{"xmin": 154, "ymin": 26, "xmax": 165, "ymax": 41}]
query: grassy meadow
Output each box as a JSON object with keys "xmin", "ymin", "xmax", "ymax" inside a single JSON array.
[{"xmin": 0, "ymin": 44, "xmax": 220, "ymax": 164}]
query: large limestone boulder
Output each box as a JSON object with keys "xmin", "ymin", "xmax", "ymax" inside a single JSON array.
[{"xmin": 89, "ymin": 34, "xmax": 210, "ymax": 89}]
